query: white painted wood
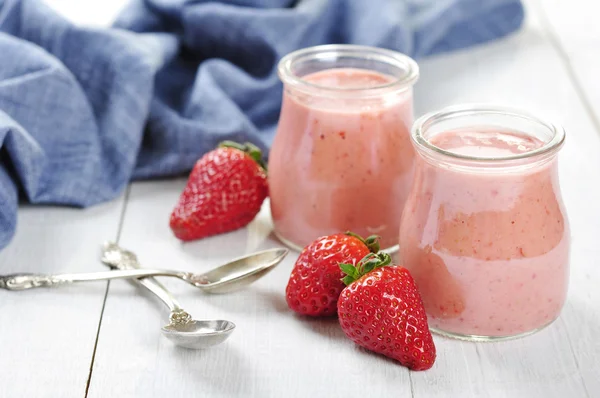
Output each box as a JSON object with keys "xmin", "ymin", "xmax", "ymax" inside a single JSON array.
[
  {"xmin": 83, "ymin": 5, "xmax": 600, "ymax": 395},
  {"xmin": 87, "ymin": 182, "xmax": 414, "ymax": 397},
  {"xmin": 42, "ymin": 0, "xmax": 127, "ymax": 27},
  {"xmin": 0, "ymin": 199, "xmax": 125, "ymax": 397},
  {"xmin": 4, "ymin": 0, "xmax": 598, "ymax": 397},
  {"xmin": 534, "ymin": 0, "xmax": 600, "ymax": 115},
  {"xmin": 88, "ymin": 2, "xmax": 600, "ymax": 397}
]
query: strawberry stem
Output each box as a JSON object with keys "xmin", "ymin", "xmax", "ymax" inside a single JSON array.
[
  {"xmin": 339, "ymin": 252, "xmax": 392, "ymax": 286},
  {"xmin": 219, "ymin": 141, "xmax": 267, "ymax": 171},
  {"xmin": 344, "ymin": 231, "xmax": 380, "ymax": 253}
]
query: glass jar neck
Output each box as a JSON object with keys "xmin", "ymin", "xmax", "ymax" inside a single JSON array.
[
  {"xmin": 411, "ymin": 105, "xmax": 566, "ymax": 172},
  {"xmin": 277, "ymin": 44, "xmax": 419, "ymax": 99}
]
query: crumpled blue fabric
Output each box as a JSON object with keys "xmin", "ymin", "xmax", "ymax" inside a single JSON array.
[{"xmin": 0, "ymin": 0, "xmax": 524, "ymax": 249}]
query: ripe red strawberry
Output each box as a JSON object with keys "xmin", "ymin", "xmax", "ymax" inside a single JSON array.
[
  {"xmin": 169, "ymin": 141, "xmax": 268, "ymax": 241},
  {"xmin": 285, "ymin": 232, "xmax": 380, "ymax": 317},
  {"xmin": 337, "ymin": 253, "xmax": 436, "ymax": 370}
]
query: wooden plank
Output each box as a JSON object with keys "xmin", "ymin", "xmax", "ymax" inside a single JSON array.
[
  {"xmin": 87, "ymin": 2, "xmax": 600, "ymax": 397},
  {"xmin": 0, "ymin": 198, "xmax": 126, "ymax": 398},
  {"xmin": 87, "ymin": 19, "xmax": 600, "ymax": 395},
  {"xmin": 534, "ymin": 0, "xmax": 600, "ymax": 118},
  {"xmin": 87, "ymin": 180, "xmax": 414, "ymax": 397},
  {"xmin": 38, "ymin": 0, "xmax": 599, "ymax": 396}
]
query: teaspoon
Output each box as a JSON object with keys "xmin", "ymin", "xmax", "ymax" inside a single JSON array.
[
  {"xmin": 0, "ymin": 247, "xmax": 288, "ymax": 292},
  {"xmin": 101, "ymin": 242, "xmax": 234, "ymax": 349}
]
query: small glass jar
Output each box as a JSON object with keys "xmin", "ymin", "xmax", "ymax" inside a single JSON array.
[
  {"xmin": 268, "ymin": 45, "xmax": 419, "ymax": 252},
  {"xmin": 399, "ymin": 105, "xmax": 570, "ymax": 341}
]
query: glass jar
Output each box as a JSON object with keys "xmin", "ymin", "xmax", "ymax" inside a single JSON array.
[
  {"xmin": 399, "ymin": 105, "xmax": 570, "ymax": 341},
  {"xmin": 268, "ymin": 45, "xmax": 419, "ymax": 252}
]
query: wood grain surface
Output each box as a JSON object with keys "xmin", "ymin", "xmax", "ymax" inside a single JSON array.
[{"xmin": 0, "ymin": 0, "xmax": 598, "ymax": 397}]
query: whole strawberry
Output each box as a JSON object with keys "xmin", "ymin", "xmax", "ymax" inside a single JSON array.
[
  {"xmin": 170, "ymin": 141, "xmax": 268, "ymax": 241},
  {"xmin": 286, "ymin": 232, "xmax": 380, "ymax": 317},
  {"xmin": 337, "ymin": 253, "xmax": 436, "ymax": 370}
]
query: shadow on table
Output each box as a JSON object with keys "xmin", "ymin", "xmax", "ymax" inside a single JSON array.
[
  {"xmin": 297, "ymin": 316, "xmax": 347, "ymax": 341},
  {"xmin": 195, "ymin": 285, "xmax": 289, "ymax": 316},
  {"xmin": 295, "ymin": 316, "xmax": 407, "ymax": 367}
]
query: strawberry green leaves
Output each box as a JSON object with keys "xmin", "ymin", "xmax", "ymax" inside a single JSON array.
[
  {"xmin": 219, "ymin": 141, "xmax": 267, "ymax": 171},
  {"xmin": 339, "ymin": 252, "xmax": 392, "ymax": 285},
  {"xmin": 344, "ymin": 231, "xmax": 380, "ymax": 253},
  {"xmin": 340, "ymin": 263, "xmax": 360, "ymax": 286}
]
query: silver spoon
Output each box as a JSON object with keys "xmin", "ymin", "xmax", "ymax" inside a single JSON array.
[
  {"xmin": 101, "ymin": 242, "xmax": 234, "ymax": 349},
  {"xmin": 0, "ymin": 247, "xmax": 288, "ymax": 292}
]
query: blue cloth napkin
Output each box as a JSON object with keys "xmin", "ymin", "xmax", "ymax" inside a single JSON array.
[{"xmin": 0, "ymin": 0, "xmax": 523, "ymax": 249}]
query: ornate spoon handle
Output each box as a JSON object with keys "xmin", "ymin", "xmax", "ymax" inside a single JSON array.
[
  {"xmin": 0, "ymin": 269, "xmax": 189, "ymax": 291},
  {"xmin": 0, "ymin": 273, "xmax": 67, "ymax": 290},
  {"xmin": 101, "ymin": 242, "xmax": 192, "ymax": 324}
]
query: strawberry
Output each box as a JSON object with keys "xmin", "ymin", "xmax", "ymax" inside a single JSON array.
[
  {"xmin": 337, "ymin": 253, "xmax": 436, "ymax": 370},
  {"xmin": 169, "ymin": 141, "xmax": 268, "ymax": 241},
  {"xmin": 285, "ymin": 232, "xmax": 380, "ymax": 317}
]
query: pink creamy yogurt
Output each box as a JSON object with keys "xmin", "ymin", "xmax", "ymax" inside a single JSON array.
[
  {"xmin": 269, "ymin": 68, "xmax": 415, "ymax": 250},
  {"xmin": 400, "ymin": 129, "xmax": 569, "ymax": 337}
]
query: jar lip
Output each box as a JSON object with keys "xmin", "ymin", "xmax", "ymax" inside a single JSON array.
[
  {"xmin": 411, "ymin": 104, "xmax": 566, "ymax": 164},
  {"xmin": 277, "ymin": 44, "xmax": 419, "ymax": 96}
]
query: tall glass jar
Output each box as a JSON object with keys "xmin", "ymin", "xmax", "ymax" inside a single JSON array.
[
  {"xmin": 269, "ymin": 45, "xmax": 419, "ymax": 252},
  {"xmin": 399, "ymin": 105, "xmax": 570, "ymax": 341}
]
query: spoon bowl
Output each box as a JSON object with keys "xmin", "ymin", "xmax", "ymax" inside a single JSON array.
[
  {"xmin": 161, "ymin": 320, "xmax": 236, "ymax": 349},
  {"xmin": 197, "ymin": 248, "xmax": 288, "ymax": 293},
  {"xmin": 101, "ymin": 243, "xmax": 239, "ymax": 350}
]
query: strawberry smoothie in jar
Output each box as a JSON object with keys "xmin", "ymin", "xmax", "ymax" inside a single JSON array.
[
  {"xmin": 399, "ymin": 105, "xmax": 570, "ymax": 341},
  {"xmin": 269, "ymin": 45, "xmax": 419, "ymax": 252}
]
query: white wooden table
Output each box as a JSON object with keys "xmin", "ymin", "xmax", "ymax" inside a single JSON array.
[{"xmin": 1, "ymin": 1, "xmax": 598, "ymax": 397}]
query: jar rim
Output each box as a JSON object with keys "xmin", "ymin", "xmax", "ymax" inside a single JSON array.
[
  {"xmin": 277, "ymin": 44, "xmax": 419, "ymax": 97},
  {"xmin": 411, "ymin": 104, "xmax": 566, "ymax": 165}
]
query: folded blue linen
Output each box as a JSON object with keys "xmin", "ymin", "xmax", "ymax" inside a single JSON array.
[{"xmin": 0, "ymin": 0, "xmax": 523, "ymax": 249}]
